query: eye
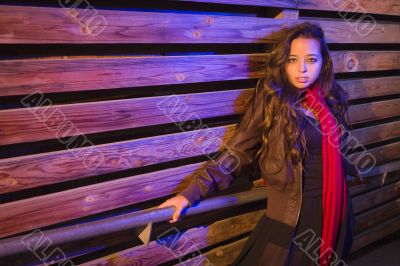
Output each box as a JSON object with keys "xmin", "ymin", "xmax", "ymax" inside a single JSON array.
[
  {"xmin": 288, "ymin": 58, "xmax": 296, "ymax": 63},
  {"xmin": 308, "ymin": 58, "xmax": 317, "ymax": 63}
]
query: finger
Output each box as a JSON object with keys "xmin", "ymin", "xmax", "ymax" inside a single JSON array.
[
  {"xmin": 171, "ymin": 217, "xmax": 179, "ymax": 223},
  {"xmin": 170, "ymin": 216, "xmax": 179, "ymax": 223},
  {"xmin": 172, "ymin": 207, "xmax": 183, "ymax": 222},
  {"xmin": 157, "ymin": 202, "xmax": 166, "ymax": 208},
  {"xmin": 157, "ymin": 201, "xmax": 172, "ymax": 208}
]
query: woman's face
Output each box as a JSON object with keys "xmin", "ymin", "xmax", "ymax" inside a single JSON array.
[{"xmin": 285, "ymin": 37, "xmax": 323, "ymax": 90}]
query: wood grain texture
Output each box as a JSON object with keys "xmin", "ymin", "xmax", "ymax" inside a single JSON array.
[
  {"xmin": 354, "ymin": 198, "xmax": 400, "ymax": 234},
  {"xmin": 184, "ymin": 237, "xmax": 247, "ymax": 266},
  {"xmin": 364, "ymin": 142, "xmax": 400, "ymax": 165},
  {"xmin": 1, "ymin": 90, "xmax": 398, "ymax": 146},
  {"xmin": 0, "ymin": 89, "xmax": 250, "ymax": 145},
  {"xmin": 1, "ymin": 51, "xmax": 398, "ymax": 97},
  {"xmin": 0, "ymin": 54, "xmax": 266, "ymax": 96},
  {"xmin": 0, "ymin": 5, "xmax": 398, "ymax": 44},
  {"xmin": 351, "ymin": 121, "xmax": 400, "ymax": 146},
  {"xmin": 331, "ymin": 51, "xmax": 400, "ymax": 73},
  {"xmin": 1, "ymin": 97, "xmax": 399, "ymax": 195},
  {"xmin": 348, "ymin": 163, "xmax": 400, "ymax": 196},
  {"xmin": 298, "ymin": 0, "xmax": 400, "ymax": 16},
  {"xmin": 177, "ymin": 0, "xmax": 400, "ymax": 16},
  {"xmin": 175, "ymin": 0, "xmax": 297, "ymax": 8},
  {"xmin": 0, "ymin": 123, "xmax": 235, "ymax": 194},
  {"xmin": 340, "ymin": 76, "xmax": 400, "ymax": 100},
  {"xmin": 274, "ymin": 9, "xmax": 300, "ymax": 20},
  {"xmin": 351, "ymin": 215, "xmax": 400, "ymax": 253},
  {"xmin": 0, "ymin": 162, "xmax": 204, "ymax": 238},
  {"xmin": 0, "ymin": 151, "xmax": 398, "ymax": 240},
  {"xmin": 352, "ymin": 179, "xmax": 400, "ymax": 214},
  {"xmin": 348, "ymin": 99, "xmax": 400, "ymax": 124}
]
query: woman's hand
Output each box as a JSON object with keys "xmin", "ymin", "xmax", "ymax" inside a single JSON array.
[{"xmin": 157, "ymin": 194, "xmax": 190, "ymax": 223}]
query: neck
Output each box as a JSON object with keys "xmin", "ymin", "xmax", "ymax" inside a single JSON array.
[{"xmin": 306, "ymin": 81, "xmax": 317, "ymax": 91}]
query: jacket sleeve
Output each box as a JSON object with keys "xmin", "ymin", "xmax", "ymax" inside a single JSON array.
[{"xmin": 178, "ymin": 86, "xmax": 266, "ymax": 207}]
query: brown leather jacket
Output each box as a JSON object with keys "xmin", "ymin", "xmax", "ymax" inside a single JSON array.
[{"xmin": 179, "ymin": 87, "xmax": 358, "ymax": 228}]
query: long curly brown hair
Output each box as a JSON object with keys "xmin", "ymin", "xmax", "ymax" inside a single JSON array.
[{"xmin": 254, "ymin": 22, "xmax": 350, "ymax": 172}]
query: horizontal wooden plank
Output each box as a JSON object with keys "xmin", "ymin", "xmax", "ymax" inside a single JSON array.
[
  {"xmin": 352, "ymin": 180, "xmax": 400, "ymax": 214},
  {"xmin": 331, "ymin": 51, "xmax": 400, "ymax": 73},
  {"xmin": 0, "ymin": 54, "xmax": 266, "ymax": 96},
  {"xmin": 340, "ymin": 76, "xmax": 400, "ymax": 100},
  {"xmin": 348, "ymin": 162, "xmax": 400, "ymax": 195},
  {"xmin": 178, "ymin": 0, "xmax": 400, "ymax": 18},
  {"xmin": 298, "ymin": 0, "xmax": 400, "ymax": 16},
  {"xmin": 366, "ymin": 142, "xmax": 400, "ymax": 165},
  {"xmin": 351, "ymin": 214, "xmax": 400, "ymax": 253},
  {"xmin": 274, "ymin": 9, "xmax": 299, "ymax": 20},
  {"xmin": 60, "ymin": 210, "xmax": 267, "ymax": 266},
  {"xmin": 354, "ymin": 198, "xmax": 400, "ymax": 234},
  {"xmin": 0, "ymin": 89, "xmax": 250, "ymax": 146},
  {"xmin": 0, "ymin": 5, "xmax": 398, "ymax": 44},
  {"xmin": 1, "ymin": 89, "xmax": 399, "ymax": 147},
  {"xmin": 1, "ymin": 51, "xmax": 398, "ymax": 97},
  {"xmin": 351, "ymin": 121, "xmax": 400, "ymax": 146},
  {"xmin": 348, "ymin": 98, "xmax": 400, "ymax": 124},
  {"xmin": 184, "ymin": 236, "xmax": 247, "ymax": 266},
  {"xmin": 175, "ymin": 0, "xmax": 297, "ymax": 8}
]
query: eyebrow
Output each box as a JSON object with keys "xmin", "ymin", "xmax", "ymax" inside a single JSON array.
[{"xmin": 289, "ymin": 54, "xmax": 319, "ymax": 56}]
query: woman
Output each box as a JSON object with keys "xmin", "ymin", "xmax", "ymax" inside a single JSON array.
[{"xmin": 158, "ymin": 22, "xmax": 361, "ymax": 266}]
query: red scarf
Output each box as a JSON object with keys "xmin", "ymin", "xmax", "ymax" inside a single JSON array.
[{"xmin": 303, "ymin": 83, "xmax": 347, "ymax": 266}]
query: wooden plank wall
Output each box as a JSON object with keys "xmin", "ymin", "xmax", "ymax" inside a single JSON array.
[{"xmin": 0, "ymin": 0, "xmax": 399, "ymax": 265}]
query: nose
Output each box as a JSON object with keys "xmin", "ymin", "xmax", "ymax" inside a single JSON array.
[{"xmin": 298, "ymin": 59, "xmax": 307, "ymax": 73}]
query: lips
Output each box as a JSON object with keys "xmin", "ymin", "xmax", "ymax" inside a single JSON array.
[{"xmin": 296, "ymin": 77, "xmax": 308, "ymax": 82}]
